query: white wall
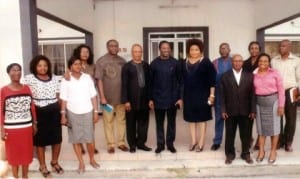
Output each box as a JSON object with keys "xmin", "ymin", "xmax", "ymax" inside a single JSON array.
[
  {"xmin": 93, "ymin": 0, "xmax": 256, "ymax": 61},
  {"xmin": 254, "ymin": 0, "xmax": 300, "ymax": 29},
  {"xmin": 37, "ymin": 0, "xmax": 95, "ymax": 32},
  {"xmin": 0, "ymin": 0, "xmax": 24, "ymax": 87}
]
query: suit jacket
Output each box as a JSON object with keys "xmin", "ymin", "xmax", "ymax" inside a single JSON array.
[
  {"xmin": 121, "ymin": 60, "xmax": 150, "ymax": 110},
  {"xmin": 220, "ymin": 69, "xmax": 256, "ymax": 117}
]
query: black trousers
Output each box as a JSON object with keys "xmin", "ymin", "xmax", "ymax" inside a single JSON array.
[
  {"xmin": 154, "ymin": 107, "xmax": 177, "ymax": 148},
  {"xmin": 279, "ymin": 89, "xmax": 297, "ymax": 146},
  {"xmin": 126, "ymin": 109, "xmax": 149, "ymax": 148},
  {"xmin": 225, "ymin": 115, "xmax": 251, "ymax": 158}
]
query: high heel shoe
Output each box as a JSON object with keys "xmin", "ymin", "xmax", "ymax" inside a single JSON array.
[
  {"xmin": 39, "ymin": 166, "xmax": 51, "ymax": 178},
  {"xmin": 189, "ymin": 143, "xmax": 198, "ymax": 151},
  {"xmin": 256, "ymin": 151, "xmax": 265, "ymax": 163},
  {"xmin": 268, "ymin": 152, "xmax": 277, "ymax": 164},
  {"xmin": 196, "ymin": 145, "xmax": 203, "ymax": 152}
]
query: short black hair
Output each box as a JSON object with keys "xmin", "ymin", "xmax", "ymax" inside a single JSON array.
[
  {"xmin": 159, "ymin": 40, "xmax": 170, "ymax": 49},
  {"xmin": 186, "ymin": 39, "xmax": 204, "ymax": 54},
  {"xmin": 106, "ymin": 39, "xmax": 119, "ymax": 47},
  {"xmin": 30, "ymin": 55, "xmax": 52, "ymax": 77},
  {"xmin": 257, "ymin": 53, "xmax": 271, "ymax": 63},
  {"xmin": 73, "ymin": 44, "xmax": 94, "ymax": 65},
  {"xmin": 248, "ymin": 41, "xmax": 261, "ymax": 51},
  {"xmin": 68, "ymin": 56, "xmax": 81, "ymax": 69},
  {"xmin": 6, "ymin": 63, "xmax": 22, "ymax": 73}
]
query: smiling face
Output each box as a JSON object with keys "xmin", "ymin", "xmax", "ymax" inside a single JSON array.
[
  {"xmin": 189, "ymin": 45, "xmax": 202, "ymax": 59},
  {"xmin": 36, "ymin": 59, "xmax": 48, "ymax": 76},
  {"xmin": 159, "ymin": 42, "xmax": 171, "ymax": 58},
  {"xmin": 258, "ymin": 55, "xmax": 270, "ymax": 71},
  {"xmin": 107, "ymin": 40, "xmax": 119, "ymax": 56},
  {"xmin": 232, "ymin": 55, "xmax": 244, "ymax": 71},
  {"xmin": 8, "ymin": 65, "xmax": 22, "ymax": 82},
  {"xmin": 249, "ymin": 43, "xmax": 260, "ymax": 58}
]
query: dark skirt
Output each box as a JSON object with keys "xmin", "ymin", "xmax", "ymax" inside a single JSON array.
[{"xmin": 34, "ymin": 102, "xmax": 62, "ymax": 146}]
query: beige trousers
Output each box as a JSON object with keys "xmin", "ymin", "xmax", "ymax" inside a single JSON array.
[{"xmin": 102, "ymin": 104, "xmax": 126, "ymax": 148}]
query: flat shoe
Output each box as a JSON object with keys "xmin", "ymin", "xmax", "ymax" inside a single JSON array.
[
  {"xmin": 39, "ymin": 166, "xmax": 51, "ymax": 178},
  {"xmin": 195, "ymin": 145, "xmax": 203, "ymax": 152}
]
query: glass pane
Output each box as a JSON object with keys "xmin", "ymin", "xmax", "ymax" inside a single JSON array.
[
  {"xmin": 178, "ymin": 42, "xmax": 184, "ymax": 60},
  {"xmin": 177, "ymin": 33, "xmax": 202, "ymax": 39},
  {"xmin": 65, "ymin": 44, "xmax": 79, "ymax": 60},
  {"xmin": 38, "ymin": 45, "xmax": 43, "ymax": 55},
  {"xmin": 43, "ymin": 44, "xmax": 65, "ymax": 76},
  {"xmin": 151, "ymin": 42, "xmax": 159, "ymax": 60},
  {"xmin": 169, "ymin": 42, "xmax": 174, "ymax": 57}
]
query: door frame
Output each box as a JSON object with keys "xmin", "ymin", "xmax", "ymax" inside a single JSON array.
[{"xmin": 143, "ymin": 26, "xmax": 209, "ymax": 63}]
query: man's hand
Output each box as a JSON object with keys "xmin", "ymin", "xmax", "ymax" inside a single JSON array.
[
  {"xmin": 93, "ymin": 112, "xmax": 99, "ymax": 123},
  {"xmin": 249, "ymin": 113, "xmax": 256, "ymax": 120},
  {"xmin": 100, "ymin": 97, "xmax": 107, "ymax": 105},
  {"xmin": 125, "ymin": 102, "xmax": 131, "ymax": 112},
  {"xmin": 222, "ymin": 112, "xmax": 229, "ymax": 120},
  {"xmin": 149, "ymin": 100, "xmax": 154, "ymax": 110}
]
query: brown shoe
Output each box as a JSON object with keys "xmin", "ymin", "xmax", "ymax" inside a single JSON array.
[
  {"xmin": 118, "ymin": 145, "xmax": 129, "ymax": 152},
  {"xmin": 107, "ymin": 147, "xmax": 115, "ymax": 154}
]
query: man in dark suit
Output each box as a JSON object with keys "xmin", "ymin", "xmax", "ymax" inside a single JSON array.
[
  {"xmin": 121, "ymin": 44, "xmax": 152, "ymax": 153},
  {"xmin": 220, "ymin": 54, "xmax": 256, "ymax": 164}
]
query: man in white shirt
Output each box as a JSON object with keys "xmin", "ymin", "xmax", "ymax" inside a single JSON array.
[{"xmin": 271, "ymin": 39, "xmax": 300, "ymax": 152}]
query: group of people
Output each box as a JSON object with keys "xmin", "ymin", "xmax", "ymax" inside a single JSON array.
[{"xmin": 1, "ymin": 38, "xmax": 299, "ymax": 178}]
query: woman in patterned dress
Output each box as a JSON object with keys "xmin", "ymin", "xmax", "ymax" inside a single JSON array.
[
  {"xmin": 1, "ymin": 63, "xmax": 37, "ymax": 178},
  {"xmin": 24, "ymin": 55, "xmax": 64, "ymax": 177}
]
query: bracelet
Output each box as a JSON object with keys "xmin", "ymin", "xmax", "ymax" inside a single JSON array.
[
  {"xmin": 60, "ymin": 110, "xmax": 66, "ymax": 114},
  {"xmin": 33, "ymin": 121, "xmax": 38, "ymax": 124},
  {"xmin": 209, "ymin": 94, "xmax": 215, "ymax": 98},
  {"xmin": 94, "ymin": 110, "xmax": 98, "ymax": 113}
]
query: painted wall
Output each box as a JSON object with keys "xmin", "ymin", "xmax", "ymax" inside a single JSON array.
[
  {"xmin": 37, "ymin": 0, "xmax": 95, "ymax": 32},
  {"xmin": 254, "ymin": 0, "xmax": 300, "ymax": 29},
  {"xmin": 0, "ymin": 0, "xmax": 24, "ymax": 87},
  {"xmin": 93, "ymin": 0, "xmax": 256, "ymax": 61}
]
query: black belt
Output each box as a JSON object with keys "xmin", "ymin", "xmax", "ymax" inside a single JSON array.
[{"xmin": 256, "ymin": 92, "xmax": 277, "ymax": 97}]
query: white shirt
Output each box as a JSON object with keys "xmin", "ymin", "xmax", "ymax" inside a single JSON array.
[
  {"xmin": 233, "ymin": 69, "xmax": 242, "ymax": 85},
  {"xmin": 271, "ymin": 53, "xmax": 300, "ymax": 89},
  {"xmin": 24, "ymin": 74, "xmax": 60, "ymax": 107},
  {"xmin": 60, "ymin": 73, "xmax": 97, "ymax": 114}
]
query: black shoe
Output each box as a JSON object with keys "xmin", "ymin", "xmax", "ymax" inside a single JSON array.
[
  {"xmin": 137, "ymin": 145, "xmax": 152, "ymax": 151},
  {"xmin": 210, "ymin": 144, "xmax": 220, "ymax": 151},
  {"xmin": 155, "ymin": 147, "xmax": 165, "ymax": 154},
  {"xmin": 241, "ymin": 155, "xmax": 254, "ymax": 164},
  {"xmin": 167, "ymin": 146, "xmax": 177, "ymax": 153},
  {"xmin": 129, "ymin": 148, "xmax": 136, "ymax": 153},
  {"xmin": 225, "ymin": 157, "xmax": 233, "ymax": 165}
]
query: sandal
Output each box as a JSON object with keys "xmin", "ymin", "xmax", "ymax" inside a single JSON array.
[
  {"xmin": 50, "ymin": 161, "xmax": 64, "ymax": 174},
  {"xmin": 90, "ymin": 161, "xmax": 100, "ymax": 169},
  {"xmin": 39, "ymin": 166, "xmax": 51, "ymax": 178}
]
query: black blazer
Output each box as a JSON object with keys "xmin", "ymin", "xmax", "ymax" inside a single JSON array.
[
  {"xmin": 220, "ymin": 70, "xmax": 256, "ymax": 117},
  {"xmin": 121, "ymin": 60, "xmax": 149, "ymax": 110}
]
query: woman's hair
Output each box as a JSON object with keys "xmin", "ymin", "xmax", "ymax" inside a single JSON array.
[
  {"xmin": 6, "ymin": 63, "xmax": 22, "ymax": 73},
  {"xmin": 248, "ymin": 41, "xmax": 261, "ymax": 52},
  {"xmin": 257, "ymin": 53, "xmax": 271, "ymax": 63},
  {"xmin": 68, "ymin": 56, "xmax": 81, "ymax": 69},
  {"xmin": 186, "ymin": 39, "xmax": 204, "ymax": 54},
  {"xmin": 29, "ymin": 55, "xmax": 52, "ymax": 77},
  {"xmin": 72, "ymin": 44, "xmax": 94, "ymax": 65}
]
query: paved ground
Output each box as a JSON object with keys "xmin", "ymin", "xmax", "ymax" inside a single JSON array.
[{"xmin": 1, "ymin": 109, "xmax": 300, "ymax": 178}]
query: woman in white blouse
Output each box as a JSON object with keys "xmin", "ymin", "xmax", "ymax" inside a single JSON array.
[{"xmin": 60, "ymin": 56, "xmax": 99, "ymax": 174}]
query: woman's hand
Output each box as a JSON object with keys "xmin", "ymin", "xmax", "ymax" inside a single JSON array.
[
  {"xmin": 61, "ymin": 115, "xmax": 68, "ymax": 126},
  {"xmin": 208, "ymin": 95, "xmax": 215, "ymax": 106},
  {"xmin": 32, "ymin": 123, "xmax": 38, "ymax": 136},
  {"xmin": 93, "ymin": 112, "xmax": 99, "ymax": 123},
  {"xmin": 277, "ymin": 107, "xmax": 284, "ymax": 116},
  {"xmin": 1, "ymin": 127, "xmax": 7, "ymax": 141}
]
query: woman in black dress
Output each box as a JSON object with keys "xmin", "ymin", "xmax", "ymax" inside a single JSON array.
[
  {"xmin": 25, "ymin": 55, "xmax": 63, "ymax": 177},
  {"xmin": 182, "ymin": 39, "xmax": 216, "ymax": 152}
]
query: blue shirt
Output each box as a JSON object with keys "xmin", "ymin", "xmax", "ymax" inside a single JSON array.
[
  {"xmin": 213, "ymin": 57, "xmax": 232, "ymax": 87},
  {"xmin": 149, "ymin": 57, "xmax": 181, "ymax": 109}
]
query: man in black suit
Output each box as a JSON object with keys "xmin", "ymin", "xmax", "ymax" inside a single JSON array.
[
  {"xmin": 220, "ymin": 54, "xmax": 255, "ymax": 164},
  {"xmin": 121, "ymin": 44, "xmax": 152, "ymax": 153}
]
